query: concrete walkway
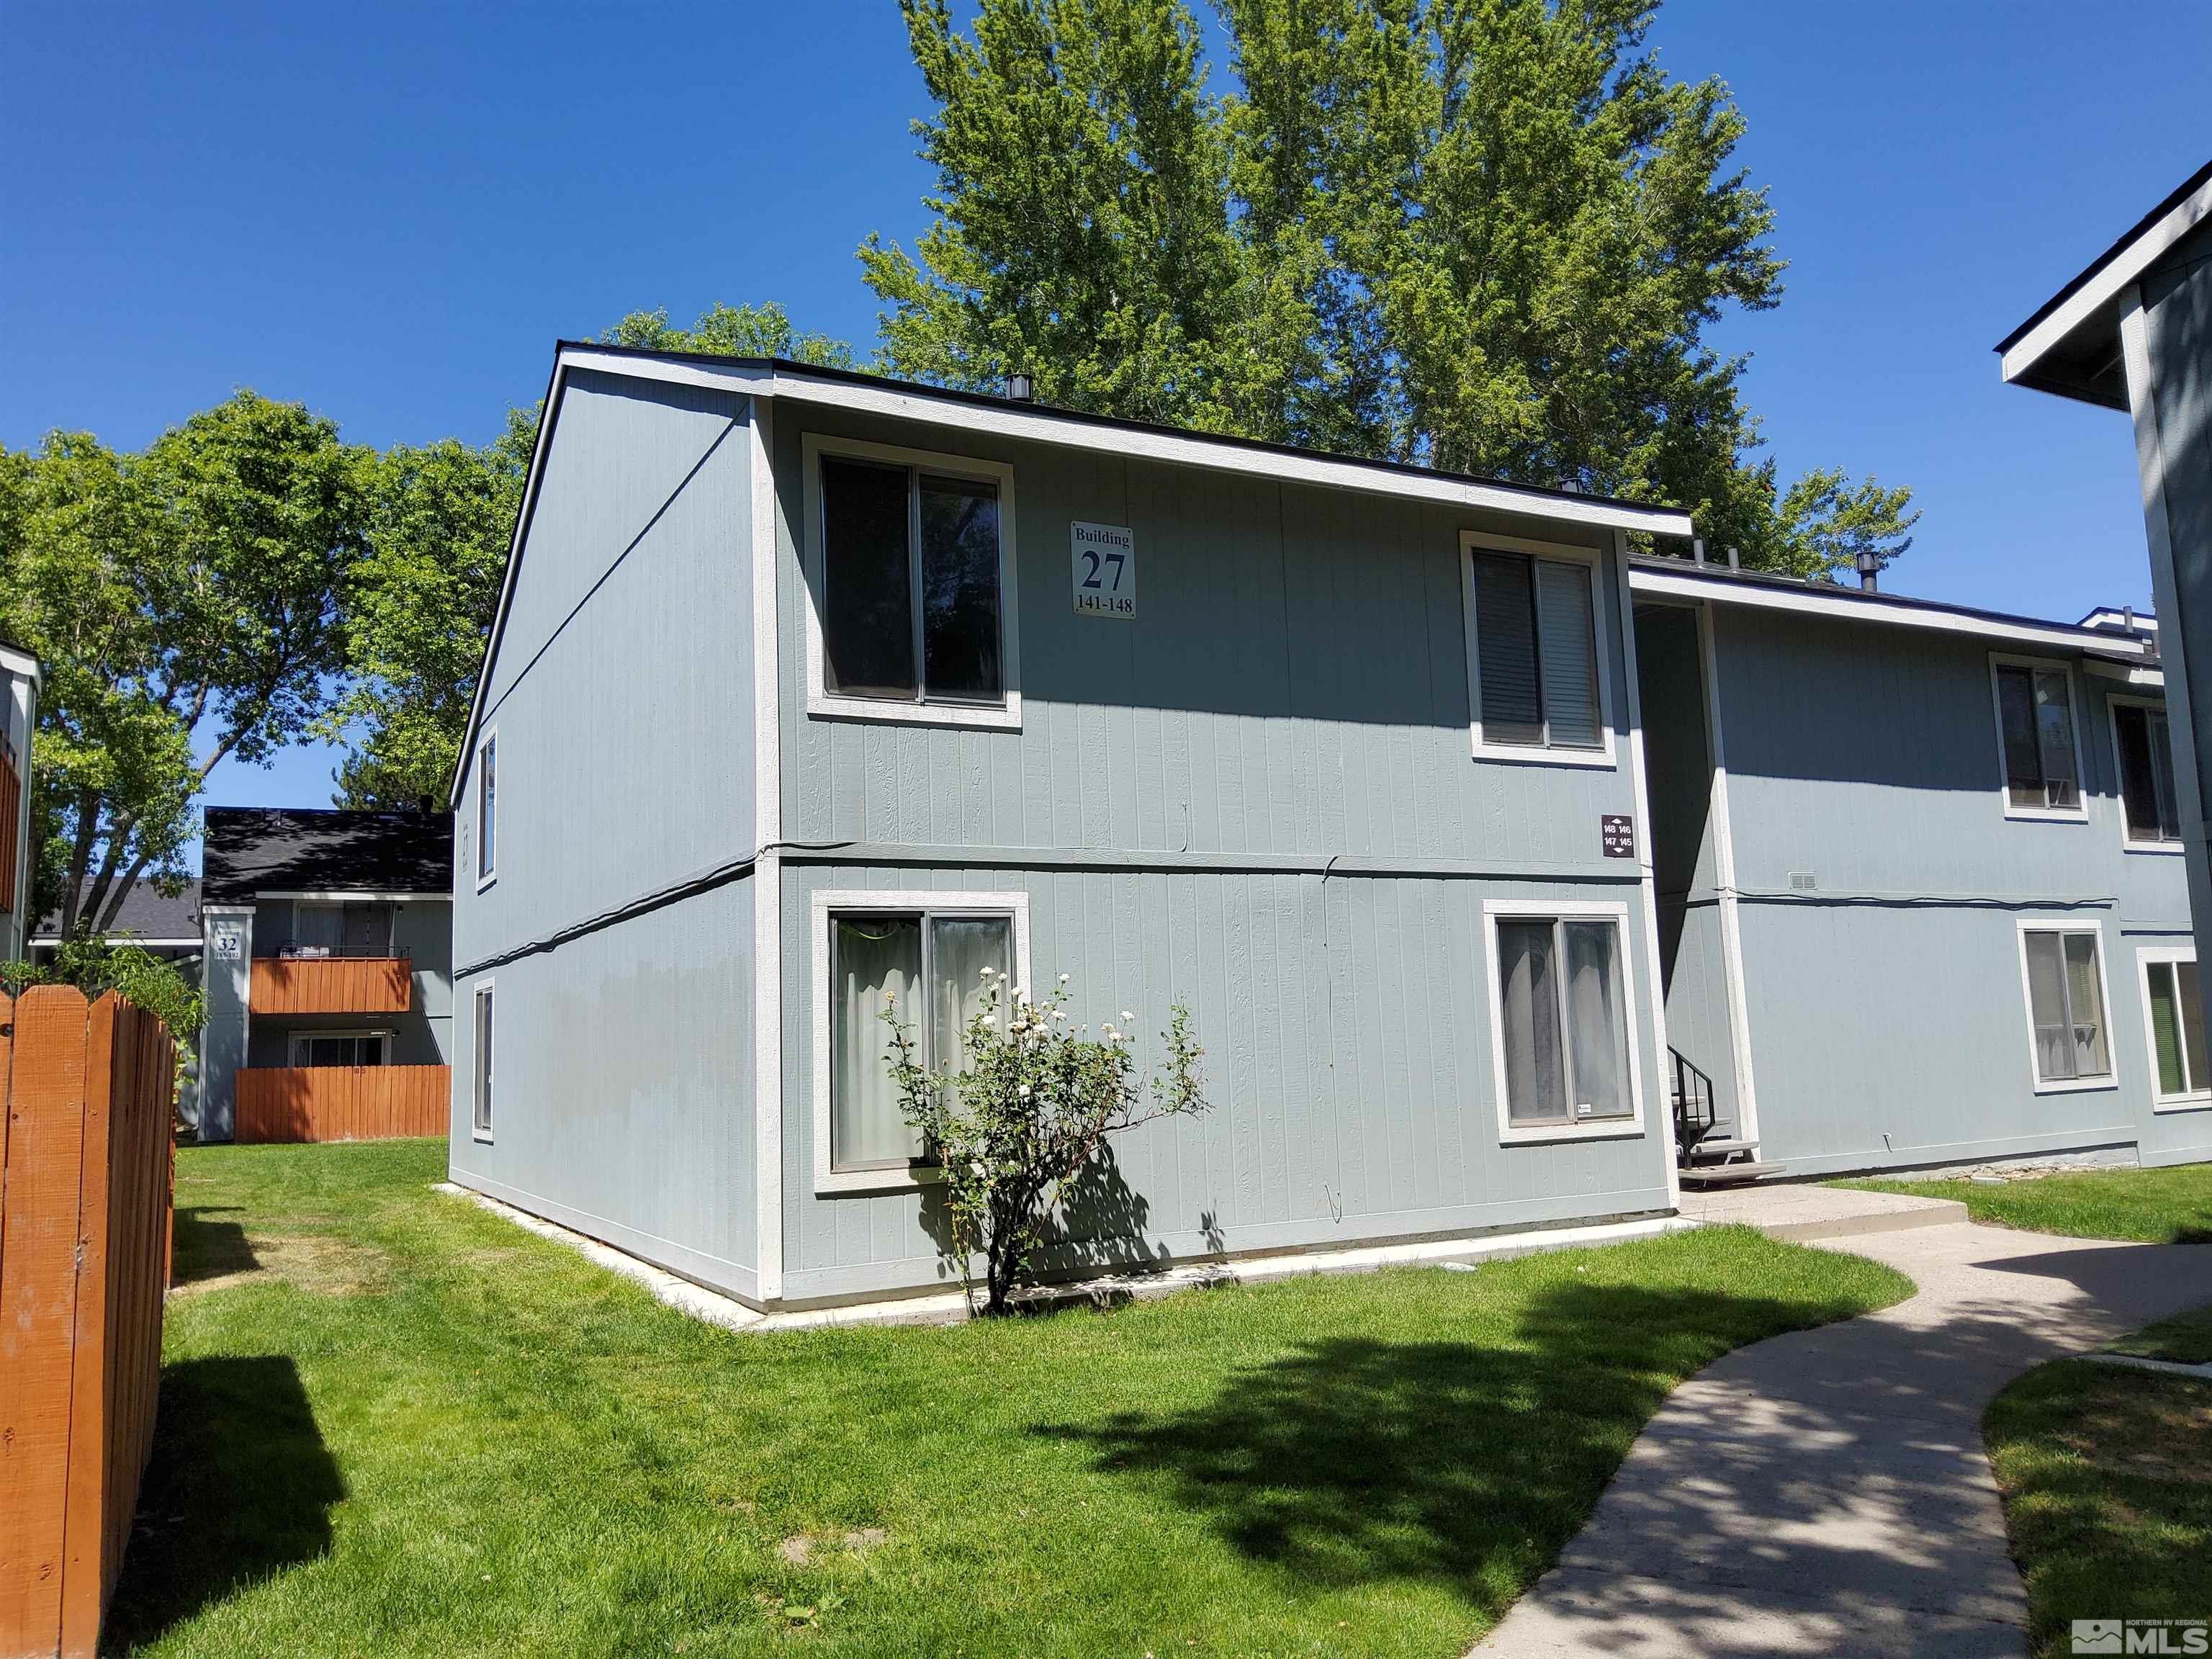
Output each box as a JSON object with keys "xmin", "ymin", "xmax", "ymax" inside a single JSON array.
[{"xmin": 1478, "ymin": 1220, "xmax": 2212, "ymax": 1658}]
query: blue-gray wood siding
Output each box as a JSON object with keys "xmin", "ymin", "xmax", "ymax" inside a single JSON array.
[
  {"xmin": 777, "ymin": 861, "xmax": 1670, "ymax": 1305},
  {"xmin": 1697, "ymin": 602, "xmax": 2197, "ymax": 1171},
  {"xmin": 760, "ymin": 401, "xmax": 1673, "ymax": 1302},
  {"xmin": 447, "ymin": 372, "xmax": 760, "ymax": 1293}
]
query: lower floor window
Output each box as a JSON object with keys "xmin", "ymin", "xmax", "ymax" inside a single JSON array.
[
  {"xmin": 1492, "ymin": 909, "xmax": 1635, "ymax": 1128},
  {"xmin": 830, "ymin": 909, "xmax": 1012, "ymax": 1172},
  {"xmin": 472, "ymin": 984, "xmax": 495, "ymax": 1137},
  {"xmin": 288, "ymin": 1031, "xmax": 388, "ymax": 1068},
  {"xmin": 2142, "ymin": 951, "xmax": 2209, "ymax": 1102},
  {"xmin": 2020, "ymin": 927, "xmax": 2111, "ymax": 1086}
]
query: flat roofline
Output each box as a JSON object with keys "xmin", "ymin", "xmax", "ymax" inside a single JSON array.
[
  {"xmin": 1628, "ymin": 556, "xmax": 2155, "ymax": 660},
  {"xmin": 557, "ymin": 341, "xmax": 1696, "ymax": 536}
]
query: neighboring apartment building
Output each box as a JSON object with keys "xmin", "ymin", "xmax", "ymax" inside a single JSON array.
[
  {"xmin": 1633, "ymin": 562, "xmax": 2206, "ymax": 1178},
  {"xmin": 2001, "ymin": 158, "xmax": 2212, "ymax": 1079},
  {"xmin": 193, "ymin": 808, "xmax": 454, "ymax": 1142},
  {"xmin": 444, "ymin": 342, "xmax": 2202, "ymax": 1313},
  {"xmin": 0, "ymin": 640, "xmax": 40, "ymax": 963},
  {"xmin": 33, "ymin": 878, "xmax": 203, "ymax": 969}
]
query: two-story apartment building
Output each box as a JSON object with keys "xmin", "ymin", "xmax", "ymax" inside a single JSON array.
[
  {"xmin": 194, "ymin": 808, "xmax": 454, "ymax": 1143},
  {"xmin": 445, "ymin": 343, "xmax": 2202, "ymax": 1313}
]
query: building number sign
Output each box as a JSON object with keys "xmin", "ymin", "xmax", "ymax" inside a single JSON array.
[
  {"xmin": 1071, "ymin": 522, "xmax": 1136, "ymax": 618},
  {"xmin": 1601, "ymin": 814, "xmax": 1636, "ymax": 859}
]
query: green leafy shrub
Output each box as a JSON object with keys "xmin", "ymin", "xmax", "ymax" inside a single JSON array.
[
  {"xmin": 886, "ymin": 971, "xmax": 1205, "ymax": 1316},
  {"xmin": 2, "ymin": 938, "xmax": 202, "ymax": 1081}
]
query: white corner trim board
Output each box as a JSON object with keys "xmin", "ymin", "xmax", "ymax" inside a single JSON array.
[{"xmin": 750, "ymin": 398, "xmax": 786, "ymax": 1305}]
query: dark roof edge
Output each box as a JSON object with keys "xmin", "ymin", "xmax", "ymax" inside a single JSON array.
[
  {"xmin": 1995, "ymin": 156, "xmax": 2212, "ymax": 354},
  {"xmin": 1627, "ymin": 554, "xmax": 2153, "ymax": 652},
  {"xmin": 557, "ymin": 340, "xmax": 1692, "ymax": 525}
]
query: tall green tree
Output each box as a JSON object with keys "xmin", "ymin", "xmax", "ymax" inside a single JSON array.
[
  {"xmin": 603, "ymin": 300, "xmax": 857, "ymax": 369},
  {"xmin": 0, "ymin": 392, "xmax": 366, "ymax": 936},
  {"xmin": 863, "ymin": 0, "xmax": 1915, "ymax": 576},
  {"xmin": 322, "ymin": 408, "xmax": 533, "ymax": 808}
]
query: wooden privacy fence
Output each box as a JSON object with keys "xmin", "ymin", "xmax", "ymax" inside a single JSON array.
[
  {"xmin": 0, "ymin": 989, "xmax": 176, "ymax": 1659},
  {"xmin": 235, "ymin": 1064, "xmax": 449, "ymax": 1144}
]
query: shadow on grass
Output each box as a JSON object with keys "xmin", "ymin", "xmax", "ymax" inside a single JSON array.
[
  {"xmin": 103, "ymin": 1355, "xmax": 345, "ymax": 1650},
  {"xmin": 1033, "ymin": 1279, "xmax": 1846, "ymax": 1612},
  {"xmin": 169, "ymin": 1206, "xmax": 258, "ymax": 1286}
]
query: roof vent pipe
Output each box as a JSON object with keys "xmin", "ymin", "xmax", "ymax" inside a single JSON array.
[
  {"xmin": 1727, "ymin": 545, "xmax": 1740, "ymax": 572},
  {"xmin": 1857, "ymin": 549, "xmax": 1880, "ymax": 593},
  {"xmin": 1004, "ymin": 371, "xmax": 1034, "ymax": 403},
  {"xmin": 1692, "ymin": 537, "xmax": 1707, "ymax": 565}
]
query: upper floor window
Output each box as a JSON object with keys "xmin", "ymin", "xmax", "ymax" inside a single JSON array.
[
  {"xmin": 2112, "ymin": 698, "xmax": 2182, "ymax": 848},
  {"xmin": 1990, "ymin": 657, "xmax": 2083, "ymax": 818},
  {"xmin": 1461, "ymin": 535, "xmax": 1612, "ymax": 765},
  {"xmin": 477, "ymin": 730, "xmax": 498, "ymax": 887},
  {"xmin": 285, "ymin": 901, "xmax": 394, "ymax": 959},
  {"xmin": 804, "ymin": 438, "xmax": 1020, "ymax": 729}
]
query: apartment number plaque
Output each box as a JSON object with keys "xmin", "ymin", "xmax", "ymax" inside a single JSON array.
[
  {"xmin": 1071, "ymin": 522, "xmax": 1136, "ymax": 618},
  {"xmin": 1601, "ymin": 814, "xmax": 1636, "ymax": 858}
]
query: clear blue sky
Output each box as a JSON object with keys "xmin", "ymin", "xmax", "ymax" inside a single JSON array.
[{"xmin": 4, "ymin": 1, "xmax": 2208, "ymax": 849}]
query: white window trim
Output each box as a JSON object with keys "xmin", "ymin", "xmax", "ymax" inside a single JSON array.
[
  {"xmin": 2106, "ymin": 693, "xmax": 2186, "ymax": 855},
  {"xmin": 809, "ymin": 888, "xmax": 1032, "ymax": 1195},
  {"xmin": 801, "ymin": 433, "xmax": 1022, "ymax": 731},
  {"xmin": 471, "ymin": 978, "xmax": 496, "ymax": 1143},
  {"xmin": 286, "ymin": 1028, "xmax": 396, "ymax": 1067},
  {"xmin": 475, "ymin": 727, "xmax": 499, "ymax": 891},
  {"xmin": 1459, "ymin": 531, "xmax": 1619, "ymax": 769},
  {"xmin": 1483, "ymin": 897, "xmax": 1647, "ymax": 1145},
  {"xmin": 2013, "ymin": 918, "xmax": 2119, "ymax": 1094},
  {"xmin": 1988, "ymin": 655, "xmax": 2089, "ymax": 823},
  {"xmin": 2136, "ymin": 944, "xmax": 2212, "ymax": 1112}
]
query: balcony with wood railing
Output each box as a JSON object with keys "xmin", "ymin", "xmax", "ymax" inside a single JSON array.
[{"xmin": 248, "ymin": 955, "xmax": 414, "ymax": 1015}]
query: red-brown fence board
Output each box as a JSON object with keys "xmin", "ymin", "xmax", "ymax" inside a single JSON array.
[
  {"xmin": 0, "ymin": 988, "xmax": 176, "ymax": 1659},
  {"xmin": 247, "ymin": 957, "xmax": 412, "ymax": 1016},
  {"xmin": 234, "ymin": 1064, "xmax": 449, "ymax": 1144}
]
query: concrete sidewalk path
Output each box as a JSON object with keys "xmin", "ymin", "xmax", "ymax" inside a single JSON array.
[{"xmin": 1476, "ymin": 1221, "xmax": 2212, "ymax": 1658}]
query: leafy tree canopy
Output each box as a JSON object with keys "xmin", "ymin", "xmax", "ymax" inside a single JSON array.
[
  {"xmin": 603, "ymin": 300, "xmax": 858, "ymax": 369},
  {"xmin": 862, "ymin": 0, "xmax": 1915, "ymax": 577},
  {"xmin": 0, "ymin": 392, "xmax": 364, "ymax": 937},
  {"xmin": 320, "ymin": 408, "xmax": 533, "ymax": 807}
]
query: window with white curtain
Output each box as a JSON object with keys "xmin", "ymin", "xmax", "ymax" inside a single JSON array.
[
  {"xmin": 1990, "ymin": 660, "xmax": 2082, "ymax": 815},
  {"xmin": 1464, "ymin": 540, "xmax": 1608, "ymax": 760},
  {"xmin": 2139, "ymin": 949, "xmax": 2209, "ymax": 1105},
  {"xmin": 827, "ymin": 907, "xmax": 1014, "ymax": 1174},
  {"xmin": 1491, "ymin": 907, "xmax": 1638, "ymax": 1133},
  {"xmin": 2019, "ymin": 925, "xmax": 2111, "ymax": 1088}
]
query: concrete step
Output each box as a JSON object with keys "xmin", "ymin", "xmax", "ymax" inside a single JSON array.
[
  {"xmin": 1678, "ymin": 1182, "xmax": 1972, "ymax": 1241},
  {"xmin": 1678, "ymin": 1160, "xmax": 1789, "ymax": 1189}
]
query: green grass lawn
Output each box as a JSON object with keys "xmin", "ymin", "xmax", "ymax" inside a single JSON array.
[
  {"xmin": 116, "ymin": 1140, "xmax": 1910, "ymax": 1658},
  {"xmin": 1835, "ymin": 1163, "xmax": 2212, "ymax": 1243},
  {"xmin": 1986, "ymin": 1349, "xmax": 2212, "ymax": 1656}
]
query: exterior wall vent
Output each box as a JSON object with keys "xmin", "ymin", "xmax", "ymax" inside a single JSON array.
[{"xmin": 1789, "ymin": 870, "xmax": 1819, "ymax": 891}]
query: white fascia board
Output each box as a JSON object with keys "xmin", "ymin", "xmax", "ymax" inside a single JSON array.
[
  {"xmin": 2000, "ymin": 172, "xmax": 2212, "ymax": 386},
  {"xmin": 0, "ymin": 644, "xmax": 41, "ymax": 681},
  {"xmin": 1628, "ymin": 565, "xmax": 2154, "ymax": 661},
  {"xmin": 560, "ymin": 347, "xmax": 1695, "ymax": 538}
]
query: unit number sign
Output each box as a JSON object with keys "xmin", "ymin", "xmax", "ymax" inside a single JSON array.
[{"xmin": 1071, "ymin": 522, "xmax": 1136, "ymax": 618}]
